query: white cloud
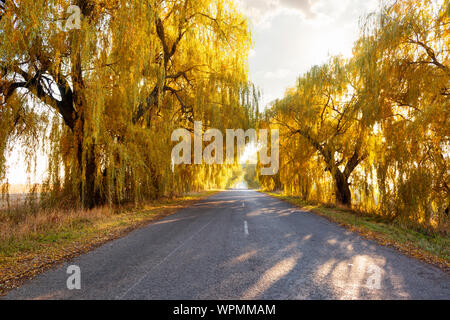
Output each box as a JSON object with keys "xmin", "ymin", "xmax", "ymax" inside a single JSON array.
[
  {"xmin": 244, "ymin": 0, "xmax": 381, "ymax": 110},
  {"xmin": 239, "ymin": 0, "xmax": 379, "ymax": 26},
  {"xmin": 263, "ymin": 69, "xmax": 292, "ymax": 79},
  {"xmin": 239, "ymin": 0, "xmax": 315, "ymax": 23}
]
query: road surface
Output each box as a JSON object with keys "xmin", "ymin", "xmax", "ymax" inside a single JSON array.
[{"xmin": 4, "ymin": 190, "xmax": 450, "ymax": 299}]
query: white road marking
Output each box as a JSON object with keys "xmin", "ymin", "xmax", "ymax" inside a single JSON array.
[
  {"xmin": 244, "ymin": 220, "xmax": 249, "ymax": 236},
  {"xmin": 242, "ymin": 202, "xmax": 245, "ymax": 207}
]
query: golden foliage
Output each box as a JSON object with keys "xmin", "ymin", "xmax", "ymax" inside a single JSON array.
[
  {"xmin": 260, "ymin": 0, "xmax": 449, "ymax": 229},
  {"xmin": 0, "ymin": 0, "xmax": 254, "ymax": 208}
]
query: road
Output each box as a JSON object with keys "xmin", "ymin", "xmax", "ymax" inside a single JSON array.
[{"xmin": 4, "ymin": 190, "xmax": 450, "ymax": 300}]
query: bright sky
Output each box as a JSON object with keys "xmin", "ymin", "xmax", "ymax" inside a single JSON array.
[{"xmin": 239, "ymin": 0, "xmax": 380, "ymax": 108}]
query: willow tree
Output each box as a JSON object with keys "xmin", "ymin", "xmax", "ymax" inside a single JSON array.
[
  {"xmin": 129, "ymin": 0, "xmax": 253, "ymax": 199},
  {"xmin": 0, "ymin": 0, "xmax": 252, "ymax": 208},
  {"xmin": 0, "ymin": 0, "xmax": 157, "ymax": 207},
  {"xmin": 355, "ymin": 0, "xmax": 449, "ymax": 223},
  {"xmin": 270, "ymin": 57, "xmax": 373, "ymax": 206},
  {"xmin": 261, "ymin": 0, "xmax": 448, "ymax": 228},
  {"xmin": 134, "ymin": 0, "xmax": 251, "ymax": 127}
]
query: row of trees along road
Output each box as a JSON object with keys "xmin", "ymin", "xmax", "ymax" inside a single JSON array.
[
  {"xmin": 0, "ymin": 0, "xmax": 258, "ymax": 208},
  {"xmin": 258, "ymin": 0, "xmax": 449, "ymax": 229}
]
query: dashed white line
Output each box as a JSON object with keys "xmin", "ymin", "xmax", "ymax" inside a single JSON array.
[{"xmin": 244, "ymin": 220, "xmax": 249, "ymax": 236}]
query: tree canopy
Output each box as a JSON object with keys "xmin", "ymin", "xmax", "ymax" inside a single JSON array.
[
  {"xmin": 0, "ymin": 0, "xmax": 255, "ymax": 208},
  {"xmin": 259, "ymin": 0, "xmax": 449, "ymax": 229}
]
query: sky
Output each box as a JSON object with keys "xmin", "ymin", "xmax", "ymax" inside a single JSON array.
[
  {"xmin": 238, "ymin": 0, "xmax": 380, "ymax": 108},
  {"xmin": 4, "ymin": 0, "xmax": 381, "ymax": 185}
]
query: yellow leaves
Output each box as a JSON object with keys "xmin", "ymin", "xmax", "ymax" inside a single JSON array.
[
  {"xmin": 0, "ymin": 0, "xmax": 253, "ymax": 208},
  {"xmin": 260, "ymin": 0, "xmax": 449, "ymax": 229}
]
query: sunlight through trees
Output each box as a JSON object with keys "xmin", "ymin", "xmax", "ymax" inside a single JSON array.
[
  {"xmin": 259, "ymin": 0, "xmax": 449, "ymax": 229},
  {"xmin": 0, "ymin": 0, "xmax": 256, "ymax": 208}
]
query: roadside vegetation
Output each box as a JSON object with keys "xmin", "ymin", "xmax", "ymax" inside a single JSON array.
[
  {"xmin": 264, "ymin": 191, "xmax": 449, "ymax": 271},
  {"xmin": 258, "ymin": 0, "xmax": 449, "ymax": 239},
  {"xmin": 0, "ymin": 191, "xmax": 218, "ymax": 296},
  {"xmin": 0, "ymin": 0, "xmax": 256, "ymax": 209},
  {"xmin": 0, "ymin": 0, "xmax": 448, "ymax": 294},
  {"xmin": 0, "ymin": 0, "xmax": 254, "ymax": 294}
]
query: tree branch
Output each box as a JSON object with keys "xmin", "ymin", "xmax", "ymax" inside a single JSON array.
[{"xmin": 407, "ymin": 39, "xmax": 449, "ymax": 73}]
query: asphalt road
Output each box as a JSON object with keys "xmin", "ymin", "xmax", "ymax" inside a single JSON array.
[{"xmin": 4, "ymin": 190, "xmax": 450, "ymax": 300}]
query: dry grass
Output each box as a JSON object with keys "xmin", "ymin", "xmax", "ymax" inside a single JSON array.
[
  {"xmin": 0, "ymin": 205, "xmax": 112, "ymax": 245},
  {"xmin": 263, "ymin": 191, "xmax": 450, "ymax": 272},
  {"xmin": 0, "ymin": 191, "xmax": 219, "ymax": 295},
  {"xmin": 0, "ymin": 192, "xmax": 220, "ymax": 256}
]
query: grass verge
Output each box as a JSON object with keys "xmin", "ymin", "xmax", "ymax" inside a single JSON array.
[
  {"xmin": 262, "ymin": 191, "xmax": 449, "ymax": 273},
  {"xmin": 0, "ymin": 191, "xmax": 219, "ymax": 296}
]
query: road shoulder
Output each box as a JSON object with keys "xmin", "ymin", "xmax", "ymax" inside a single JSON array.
[
  {"xmin": 0, "ymin": 191, "xmax": 219, "ymax": 296},
  {"xmin": 261, "ymin": 191, "xmax": 449, "ymax": 274}
]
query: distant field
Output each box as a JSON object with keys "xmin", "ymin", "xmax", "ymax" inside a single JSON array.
[
  {"xmin": 3, "ymin": 184, "xmax": 29, "ymax": 194},
  {"xmin": 0, "ymin": 192, "xmax": 41, "ymax": 209},
  {"xmin": 2, "ymin": 184, "xmax": 43, "ymax": 192}
]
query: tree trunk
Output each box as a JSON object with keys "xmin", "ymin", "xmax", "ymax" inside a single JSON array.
[
  {"xmin": 73, "ymin": 112, "xmax": 102, "ymax": 209},
  {"xmin": 75, "ymin": 134, "xmax": 98, "ymax": 209},
  {"xmin": 84, "ymin": 146, "xmax": 98, "ymax": 209},
  {"xmin": 334, "ymin": 170, "xmax": 351, "ymax": 206},
  {"xmin": 71, "ymin": 49, "xmax": 102, "ymax": 209}
]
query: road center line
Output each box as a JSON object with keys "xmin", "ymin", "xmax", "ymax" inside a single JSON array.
[
  {"xmin": 244, "ymin": 220, "xmax": 249, "ymax": 236},
  {"xmin": 117, "ymin": 219, "xmax": 213, "ymax": 300}
]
